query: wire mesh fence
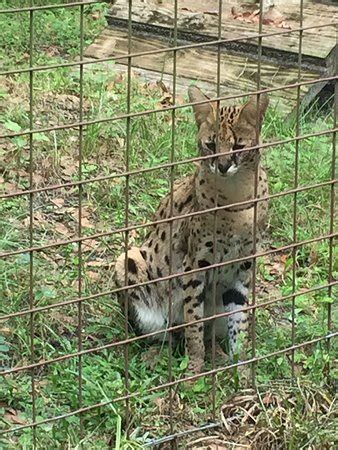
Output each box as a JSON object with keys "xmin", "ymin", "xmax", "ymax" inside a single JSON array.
[{"xmin": 0, "ymin": 0, "xmax": 337, "ymax": 447}]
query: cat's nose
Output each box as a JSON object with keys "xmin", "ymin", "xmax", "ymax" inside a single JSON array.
[{"xmin": 218, "ymin": 160, "xmax": 232, "ymax": 173}]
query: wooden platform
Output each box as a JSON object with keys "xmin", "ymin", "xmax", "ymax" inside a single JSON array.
[{"xmin": 84, "ymin": 0, "xmax": 337, "ymax": 115}]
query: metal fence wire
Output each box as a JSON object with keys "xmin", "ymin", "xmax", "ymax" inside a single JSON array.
[{"xmin": 0, "ymin": 0, "xmax": 337, "ymax": 447}]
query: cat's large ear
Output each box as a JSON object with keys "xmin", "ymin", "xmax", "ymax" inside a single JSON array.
[
  {"xmin": 188, "ymin": 86, "xmax": 217, "ymax": 128},
  {"xmin": 237, "ymin": 93, "xmax": 269, "ymax": 129}
]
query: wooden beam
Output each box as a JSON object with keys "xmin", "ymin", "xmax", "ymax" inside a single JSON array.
[
  {"xmin": 107, "ymin": 0, "xmax": 337, "ymax": 71},
  {"xmin": 84, "ymin": 28, "xmax": 321, "ymax": 115}
]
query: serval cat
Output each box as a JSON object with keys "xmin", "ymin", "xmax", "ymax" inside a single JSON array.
[{"xmin": 115, "ymin": 86, "xmax": 269, "ymax": 374}]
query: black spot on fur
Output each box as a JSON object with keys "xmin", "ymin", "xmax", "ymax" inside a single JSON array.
[
  {"xmin": 240, "ymin": 261, "xmax": 252, "ymax": 271},
  {"xmin": 154, "ymin": 243, "xmax": 159, "ymax": 253},
  {"xmin": 150, "ymin": 255, "xmax": 153, "ymax": 263},
  {"xmin": 165, "ymin": 255, "xmax": 170, "ymax": 265},
  {"xmin": 191, "ymin": 279, "xmax": 202, "ymax": 288},
  {"xmin": 184, "ymin": 296, "xmax": 192, "ymax": 303},
  {"xmin": 146, "ymin": 285, "xmax": 151, "ymax": 295},
  {"xmin": 178, "ymin": 194, "xmax": 193, "ymax": 213},
  {"xmin": 199, "ymin": 179, "xmax": 205, "ymax": 185},
  {"xmin": 140, "ymin": 250, "xmax": 147, "ymax": 260},
  {"xmin": 161, "ymin": 231, "xmax": 166, "ymax": 241},
  {"xmin": 198, "ymin": 326, "xmax": 203, "ymax": 332},
  {"xmin": 184, "ymin": 279, "xmax": 202, "ymax": 290},
  {"xmin": 205, "ymin": 241, "xmax": 213, "ymax": 248},
  {"xmin": 222, "ymin": 289, "xmax": 246, "ymax": 306},
  {"xmin": 198, "ymin": 259, "xmax": 210, "ymax": 268},
  {"xmin": 148, "ymin": 239, "xmax": 153, "ymax": 247},
  {"xmin": 187, "ymin": 309, "xmax": 194, "ymax": 314},
  {"xmin": 196, "ymin": 293, "xmax": 204, "ymax": 304},
  {"xmin": 156, "ymin": 267, "xmax": 163, "ymax": 278},
  {"xmin": 127, "ymin": 258, "xmax": 137, "ymax": 274}
]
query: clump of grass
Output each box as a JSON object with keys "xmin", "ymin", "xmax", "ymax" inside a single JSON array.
[{"xmin": 0, "ymin": 0, "xmax": 109, "ymax": 70}]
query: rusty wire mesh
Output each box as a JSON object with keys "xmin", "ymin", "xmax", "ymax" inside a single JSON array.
[{"xmin": 0, "ymin": 0, "xmax": 337, "ymax": 447}]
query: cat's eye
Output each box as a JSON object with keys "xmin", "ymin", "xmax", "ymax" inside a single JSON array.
[
  {"xmin": 205, "ymin": 141, "xmax": 216, "ymax": 153},
  {"xmin": 233, "ymin": 143, "xmax": 246, "ymax": 151}
]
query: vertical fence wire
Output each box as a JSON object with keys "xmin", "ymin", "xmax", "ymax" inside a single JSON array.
[
  {"xmin": 210, "ymin": 0, "xmax": 224, "ymax": 421},
  {"xmin": 291, "ymin": 0, "xmax": 304, "ymax": 380},
  {"xmin": 250, "ymin": 0, "xmax": 264, "ymax": 386},
  {"xmin": 123, "ymin": 0, "xmax": 133, "ymax": 436},
  {"xmin": 168, "ymin": 0, "xmax": 179, "ymax": 443},
  {"xmin": 77, "ymin": 2, "xmax": 85, "ymax": 438},
  {"xmin": 327, "ymin": 43, "xmax": 337, "ymax": 375},
  {"xmin": 28, "ymin": 1, "xmax": 37, "ymax": 446}
]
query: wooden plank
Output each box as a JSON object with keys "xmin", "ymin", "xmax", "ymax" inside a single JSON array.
[
  {"xmin": 108, "ymin": 0, "xmax": 337, "ymax": 69},
  {"xmin": 84, "ymin": 28, "xmax": 320, "ymax": 114}
]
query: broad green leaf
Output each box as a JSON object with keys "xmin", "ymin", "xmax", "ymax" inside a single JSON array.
[{"xmin": 4, "ymin": 120, "xmax": 21, "ymax": 132}]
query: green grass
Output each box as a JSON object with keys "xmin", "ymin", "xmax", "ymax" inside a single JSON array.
[{"xmin": 0, "ymin": 3, "xmax": 337, "ymax": 448}]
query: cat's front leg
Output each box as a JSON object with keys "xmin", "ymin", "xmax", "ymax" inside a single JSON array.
[{"xmin": 182, "ymin": 259, "xmax": 206, "ymax": 374}]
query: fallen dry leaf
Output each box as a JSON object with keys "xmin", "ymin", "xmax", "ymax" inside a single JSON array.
[
  {"xmin": 86, "ymin": 270, "xmax": 100, "ymax": 281},
  {"xmin": 2, "ymin": 182, "xmax": 20, "ymax": 194},
  {"xmin": 263, "ymin": 6, "xmax": 285, "ymax": 25},
  {"xmin": 81, "ymin": 207, "xmax": 91, "ymax": 218},
  {"xmin": 51, "ymin": 198, "xmax": 65, "ymax": 208},
  {"xmin": 231, "ymin": 5, "xmax": 292, "ymax": 29},
  {"xmin": 0, "ymin": 327, "xmax": 12, "ymax": 337},
  {"xmin": 91, "ymin": 11, "xmax": 101, "ymax": 20},
  {"xmin": 82, "ymin": 239, "xmax": 100, "ymax": 252},
  {"xmin": 309, "ymin": 248, "xmax": 319, "ymax": 266},
  {"xmin": 23, "ymin": 212, "xmax": 45, "ymax": 227},
  {"xmin": 87, "ymin": 259, "xmax": 105, "ymax": 267},
  {"xmin": 62, "ymin": 166, "xmax": 77, "ymax": 177},
  {"xmin": 81, "ymin": 217, "xmax": 94, "ymax": 228},
  {"xmin": 38, "ymin": 253, "xmax": 59, "ymax": 268},
  {"xmin": 51, "ymin": 311, "xmax": 77, "ymax": 326},
  {"xmin": 54, "ymin": 222, "xmax": 70, "ymax": 235},
  {"xmin": 32, "ymin": 173, "xmax": 45, "ymax": 186},
  {"xmin": 107, "ymin": 73, "xmax": 124, "ymax": 90},
  {"xmin": 17, "ymin": 170, "xmax": 28, "ymax": 178},
  {"xmin": 70, "ymin": 206, "xmax": 92, "ymax": 221},
  {"xmin": 4, "ymin": 410, "xmax": 27, "ymax": 425},
  {"xmin": 44, "ymin": 46, "xmax": 60, "ymax": 57}
]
